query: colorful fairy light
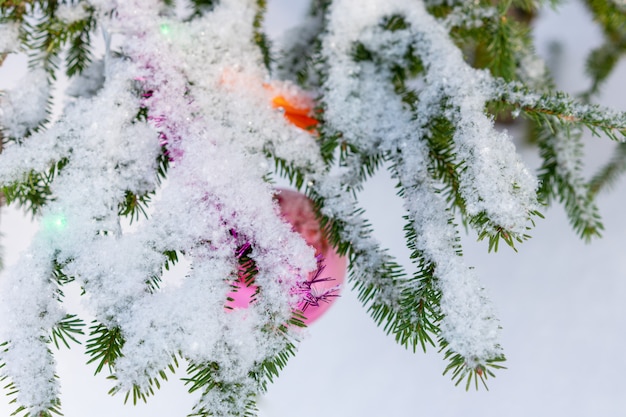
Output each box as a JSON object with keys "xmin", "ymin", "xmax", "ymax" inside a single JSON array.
[
  {"xmin": 159, "ymin": 23, "xmax": 171, "ymax": 36},
  {"xmin": 42, "ymin": 213, "xmax": 67, "ymax": 233}
]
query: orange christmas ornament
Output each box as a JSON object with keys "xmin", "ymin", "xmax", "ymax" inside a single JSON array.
[
  {"xmin": 270, "ymin": 93, "xmax": 318, "ymax": 131},
  {"xmin": 219, "ymin": 68, "xmax": 319, "ymax": 132}
]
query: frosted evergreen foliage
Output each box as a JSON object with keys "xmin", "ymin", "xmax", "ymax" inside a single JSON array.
[
  {"xmin": 0, "ymin": 69, "xmax": 50, "ymax": 138},
  {"xmin": 0, "ymin": 22, "xmax": 20, "ymax": 54},
  {"xmin": 315, "ymin": 0, "xmax": 537, "ymax": 375},
  {"xmin": 66, "ymin": 59, "xmax": 105, "ymax": 98},
  {"xmin": 1, "ymin": 0, "xmax": 319, "ymax": 415},
  {"xmin": 55, "ymin": 3, "xmax": 90, "ymax": 24},
  {"xmin": 2, "ymin": 0, "xmax": 626, "ymax": 415}
]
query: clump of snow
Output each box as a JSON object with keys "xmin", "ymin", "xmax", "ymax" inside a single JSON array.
[
  {"xmin": 66, "ymin": 59, "xmax": 105, "ymax": 98},
  {"xmin": 0, "ymin": 68, "xmax": 50, "ymax": 138},
  {"xmin": 441, "ymin": 5, "xmax": 496, "ymax": 30},
  {"xmin": 0, "ymin": 240, "xmax": 64, "ymax": 414},
  {"xmin": 0, "ymin": 22, "xmax": 20, "ymax": 53},
  {"xmin": 55, "ymin": 3, "xmax": 90, "ymax": 24}
]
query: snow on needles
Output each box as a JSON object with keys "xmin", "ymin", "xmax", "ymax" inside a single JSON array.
[
  {"xmin": 0, "ymin": 0, "xmax": 547, "ymax": 413},
  {"xmin": 0, "ymin": 22, "xmax": 20, "ymax": 54},
  {"xmin": 0, "ymin": 0, "xmax": 321, "ymax": 414},
  {"xmin": 321, "ymin": 0, "xmax": 538, "ymax": 365},
  {"xmin": 55, "ymin": 3, "xmax": 90, "ymax": 24},
  {"xmin": 0, "ymin": 68, "xmax": 50, "ymax": 138}
]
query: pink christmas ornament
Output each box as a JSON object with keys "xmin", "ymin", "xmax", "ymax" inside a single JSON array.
[{"xmin": 226, "ymin": 188, "xmax": 346, "ymax": 324}]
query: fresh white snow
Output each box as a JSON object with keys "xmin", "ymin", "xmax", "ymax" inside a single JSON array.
[{"xmin": 0, "ymin": 0, "xmax": 625, "ymax": 416}]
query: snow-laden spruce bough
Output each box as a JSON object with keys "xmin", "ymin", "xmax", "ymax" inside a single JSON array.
[{"xmin": 1, "ymin": 0, "xmax": 625, "ymax": 415}]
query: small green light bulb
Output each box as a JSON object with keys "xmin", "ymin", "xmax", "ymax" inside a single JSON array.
[
  {"xmin": 43, "ymin": 213, "xmax": 67, "ymax": 232},
  {"xmin": 160, "ymin": 23, "xmax": 171, "ymax": 36}
]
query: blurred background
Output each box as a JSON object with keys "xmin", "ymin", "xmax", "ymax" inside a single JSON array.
[{"xmin": 2, "ymin": 0, "xmax": 626, "ymax": 415}]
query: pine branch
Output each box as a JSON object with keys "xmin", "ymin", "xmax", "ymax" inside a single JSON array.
[
  {"xmin": 422, "ymin": 117, "xmax": 467, "ymax": 213},
  {"xmin": 253, "ymin": 0, "xmax": 271, "ymax": 70},
  {"xmin": 0, "ymin": 342, "xmax": 63, "ymax": 417},
  {"xmin": 183, "ymin": 317, "xmax": 300, "ymax": 417},
  {"xmin": 346, "ymin": 14, "xmax": 540, "ymax": 249},
  {"xmin": 307, "ymin": 186, "xmax": 436, "ymax": 354},
  {"xmin": 273, "ymin": 0, "xmax": 328, "ymax": 88},
  {"xmin": 395, "ymin": 219, "xmax": 441, "ymax": 352},
  {"xmin": 584, "ymin": 43, "xmax": 623, "ymax": 98},
  {"xmin": 0, "ymin": 1, "xmax": 31, "ymax": 23},
  {"xmin": 64, "ymin": 12, "xmax": 95, "ymax": 77},
  {"xmin": 50, "ymin": 314, "xmax": 84, "ymax": 350},
  {"xmin": 535, "ymin": 119, "xmax": 604, "ymax": 240},
  {"xmin": 2, "ymin": 171, "xmax": 53, "ymax": 217},
  {"xmin": 17, "ymin": 2, "xmax": 94, "ymax": 79},
  {"xmin": 471, "ymin": 210, "xmax": 542, "ymax": 253},
  {"xmin": 388, "ymin": 157, "xmax": 506, "ymax": 388},
  {"xmin": 270, "ymin": 155, "xmax": 308, "ymax": 190},
  {"xmin": 109, "ymin": 356, "xmax": 180, "ymax": 406},
  {"xmin": 1, "ymin": 157, "xmax": 68, "ymax": 217},
  {"xmin": 314, "ymin": 133, "xmax": 385, "ymax": 193},
  {"xmin": 85, "ymin": 322, "xmax": 125, "ymax": 375},
  {"xmin": 8, "ymin": 398, "xmax": 63, "ymax": 417},
  {"xmin": 433, "ymin": 0, "xmax": 538, "ymax": 84},
  {"xmin": 184, "ymin": 360, "xmax": 257, "ymax": 417},
  {"xmin": 440, "ymin": 340, "xmax": 506, "ymax": 391},
  {"xmin": 385, "ymin": 36, "xmax": 538, "ymax": 252},
  {"xmin": 271, "ymin": 145, "xmax": 423, "ymax": 358},
  {"xmin": 495, "ymin": 80, "xmax": 626, "ymax": 141},
  {"xmin": 582, "ymin": 0, "xmax": 626, "ymax": 97},
  {"xmin": 118, "ymin": 190, "xmax": 152, "ymax": 224},
  {"xmin": 589, "ymin": 142, "xmax": 626, "ymax": 196},
  {"xmin": 189, "ymin": 0, "xmax": 218, "ymax": 16}
]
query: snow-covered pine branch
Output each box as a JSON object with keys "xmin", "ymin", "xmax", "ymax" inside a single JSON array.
[
  {"xmin": 2, "ymin": 0, "xmax": 626, "ymax": 415},
  {"xmin": 0, "ymin": 0, "xmax": 324, "ymax": 415},
  {"xmin": 313, "ymin": 0, "xmax": 537, "ymax": 381}
]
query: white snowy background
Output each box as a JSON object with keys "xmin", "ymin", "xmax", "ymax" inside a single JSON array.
[{"xmin": 1, "ymin": 0, "xmax": 625, "ymax": 416}]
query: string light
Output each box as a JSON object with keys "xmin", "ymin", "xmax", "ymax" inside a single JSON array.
[{"xmin": 43, "ymin": 213, "xmax": 67, "ymax": 232}]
